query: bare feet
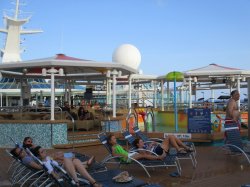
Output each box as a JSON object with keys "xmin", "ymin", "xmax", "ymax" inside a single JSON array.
[
  {"xmin": 87, "ymin": 156, "xmax": 95, "ymax": 167},
  {"xmin": 92, "ymin": 181, "xmax": 102, "ymax": 187},
  {"xmin": 185, "ymin": 147, "xmax": 194, "ymax": 152},
  {"xmin": 177, "ymin": 148, "xmax": 187, "ymax": 154}
]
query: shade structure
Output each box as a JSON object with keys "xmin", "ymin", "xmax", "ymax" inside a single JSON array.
[
  {"xmin": 166, "ymin": 71, "xmax": 184, "ymax": 132},
  {"xmin": 166, "ymin": 71, "xmax": 184, "ymax": 82}
]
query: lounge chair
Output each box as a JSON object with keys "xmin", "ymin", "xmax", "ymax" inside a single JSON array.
[
  {"xmin": 98, "ymin": 132, "xmax": 181, "ymax": 178},
  {"xmin": 6, "ymin": 149, "xmax": 52, "ymax": 187},
  {"xmin": 27, "ymin": 146, "xmax": 145, "ymax": 187},
  {"xmin": 132, "ymin": 126, "xmax": 197, "ymax": 168},
  {"xmin": 223, "ymin": 123, "xmax": 250, "ymax": 164},
  {"xmin": 26, "ymin": 148, "xmax": 94, "ymax": 186}
]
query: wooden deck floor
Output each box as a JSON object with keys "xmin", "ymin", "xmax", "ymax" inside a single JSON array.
[{"xmin": 1, "ymin": 144, "xmax": 250, "ymax": 187}]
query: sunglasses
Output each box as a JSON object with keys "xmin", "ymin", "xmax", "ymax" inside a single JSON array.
[{"xmin": 26, "ymin": 140, "xmax": 33, "ymax": 143}]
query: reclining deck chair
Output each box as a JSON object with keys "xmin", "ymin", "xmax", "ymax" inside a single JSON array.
[
  {"xmin": 133, "ymin": 126, "xmax": 197, "ymax": 168},
  {"xmin": 25, "ymin": 148, "xmax": 94, "ymax": 187},
  {"xmin": 6, "ymin": 149, "xmax": 51, "ymax": 187},
  {"xmin": 73, "ymin": 152, "xmax": 107, "ymax": 174},
  {"xmin": 223, "ymin": 123, "xmax": 250, "ymax": 164},
  {"xmin": 25, "ymin": 148, "xmax": 77, "ymax": 187},
  {"xmin": 98, "ymin": 132, "xmax": 181, "ymax": 178},
  {"xmin": 27, "ymin": 147, "xmax": 140, "ymax": 187}
]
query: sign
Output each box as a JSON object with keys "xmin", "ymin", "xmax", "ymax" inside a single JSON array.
[
  {"xmin": 188, "ymin": 108, "xmax": 211, "ymax": 133},
  {"xmin": 164, "ymin": 133, "xmax": 192, "ymax": 139}
]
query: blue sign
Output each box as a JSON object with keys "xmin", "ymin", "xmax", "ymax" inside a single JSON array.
[{"xmin": 188, "ymin": 108, "xmax": 211, "ymax": 133}]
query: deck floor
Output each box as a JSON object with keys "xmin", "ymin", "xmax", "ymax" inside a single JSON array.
[{"xmin": 1, "ymin": 145, "xmax": 250, "ymax": 187}]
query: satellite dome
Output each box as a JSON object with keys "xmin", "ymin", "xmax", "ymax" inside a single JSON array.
[{"xmin": 112, "ymin": 44, "xmax": 141, "ymax": 70}]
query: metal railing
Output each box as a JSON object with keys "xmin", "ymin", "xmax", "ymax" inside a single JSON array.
[{"xmin": 126, "ymin": 106, "xmax": 155, "ymax": 132}]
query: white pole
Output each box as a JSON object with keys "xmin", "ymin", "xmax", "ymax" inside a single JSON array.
[
  {"xmin": 112, "ymin": 74, "xmax": 117, "ymax": 118},
  {"xmin": 109, "ymin": 79, "xmax": 112, "ymax": 106},
  {"xmin": 0, "ymin": 93, "xmax": 2, "ymax": 107},
  {"xmin": 40, "ymin": 90, "xmax": 43, "ymax": 104},
  {"xmin": 167, "ymin": 81, "xmax": 170, "ymax": 110},
  {"xmin": 154, "ymin": 81, "xmax": 157, "ymax": 108},
  {"xmin": 188, "ymin": 77, "xmax": 192, "ymax": 108},
  {"xmin": 64, "ymin": 80, "xmax": 68, "ymax": 102},
  {"xmin": 50, "ymin": 68, "xmax": 55, "ymax": 121},
  {"xmin": 180, "ymin": 87, "xmax": 183, "ymax": 103},
  {"xmin": 237, "ymin": 77, "xmax": 241, "ymax": 111},
  {"xmin": 68, "ymin": 80, "xmax": 72, "ymax": 106},
  {"xmin": 106, "ymin": 78, "xmax": 109, "ymax": 105},
  {"xmin": 161, "ymin": 80, "xmax": 164, "ymax": 111},
  {"xmin": 211, "ymin": 89, "xmax": 214, "ymax": 110},
  {"xmin": 6, "ymin": 95, "xmax": 8, "ymax": 107},
  {"xmin": 15, "ymin": 0, "xmax": 20, "ymax": 20},
  {"xmin": 128, "ymin": 76, "xmax": 132, "ymax": 109}
]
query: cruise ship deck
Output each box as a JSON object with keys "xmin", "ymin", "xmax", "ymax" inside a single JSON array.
[{"xmin": 1, "ymin": 143, "xmax": 250, "ymax": 187}]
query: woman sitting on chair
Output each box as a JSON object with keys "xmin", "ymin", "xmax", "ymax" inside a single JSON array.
[
  {"xmin": 32, "ymin": 146, "xmax": 102, "ymax": 187},
  {"xmin": 107, "ymin": 134, "xmax": 166, "ymax": 163},
  {"xmin": 10, "ymin": 147, "xmax": 42, "ymax": 170},
  {"xmin": 133, "ymin": 136, "xmax": 193, "ymax": 154}
]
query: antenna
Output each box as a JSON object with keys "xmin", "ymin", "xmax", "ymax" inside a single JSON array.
[{"xmin": 14, "ymin": 0, "xmax": 20, "ymax": 20}]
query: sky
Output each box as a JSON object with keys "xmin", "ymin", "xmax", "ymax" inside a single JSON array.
[
  {"xmin": 0, "ymin": 0, "xmax": 250, "ymax": 99},
  {"xmin": 1, "ymin": 0, "xmax": 250, "ymax": 75}
]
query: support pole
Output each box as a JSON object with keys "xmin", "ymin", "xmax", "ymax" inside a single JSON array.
[
  {"xmin": 112, "ymin": 74, "xmax": 117, "ymax": 118},
  {"xmin": 161, "ymin": 80, "xmax": 164, "ymax": 111},
  {"xmin": 188, "ymin": 77, "xmax": 192, "ymax": 108},
  {"xmin": 50, "ymin": 69, "xmax": 55, "ymax": 121}
]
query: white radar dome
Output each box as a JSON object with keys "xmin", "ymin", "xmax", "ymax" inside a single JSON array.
[{"xmin": 112, "ymin": 44, "xmax": 141, "ymax": 70}]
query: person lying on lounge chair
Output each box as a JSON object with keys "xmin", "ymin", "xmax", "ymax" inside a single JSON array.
[
  {"xmin": 10, "ymin": 147, "xmax": 42, "ymax": 170},
  {"xmin": 32, "ymin": 146, "xmax": 102, "ymax": 187},
  {"xmin": 107, "ymin": 134, "xmax": 166, "ymax": 162},
  {"xmin": 133, "ymin": 137, "xmax": 193, "ymax": 155},
  {"xmin": 22, "ymin": 136, "xmax": 95, "ymax": 166},
  {"xmin": 167, "ymin": 135, "xmax": 194, "ymax": 153},
  {"xmin": 22, "ymin": 136, "xmax": 36, "ymax": 149}
]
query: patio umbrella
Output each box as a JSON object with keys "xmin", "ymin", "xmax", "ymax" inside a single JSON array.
[{"xmin": 166, "ymin": 71, "xmax": 184, "ymax": 132}]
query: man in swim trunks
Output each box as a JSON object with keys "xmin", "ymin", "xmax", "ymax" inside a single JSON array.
[{"xmin": 225, "ymin": 90, "xmax": 240, "ymax": 128}]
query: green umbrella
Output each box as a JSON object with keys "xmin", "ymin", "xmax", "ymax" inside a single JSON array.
[
  {"xmin": 166, "ymin": 71, "xmax": 184, "ymax": 132},
  {"xmin": 166, "ymin": 71, "xmax": 184, "ymax": 82}
]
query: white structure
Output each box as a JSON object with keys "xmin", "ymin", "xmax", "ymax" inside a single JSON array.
[
  {"xmin": 183, "ymin": 63, "xmax": 250, "ymax": 109},
  {"xmin": 0, "ymin": 0, "xmax": 42, "ymax": 63},
  {"xmin": 112, "ymin": 44, "xmax": 141, "ymax": 70}
]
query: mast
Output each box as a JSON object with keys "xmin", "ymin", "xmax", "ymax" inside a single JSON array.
[{"xmin": 0, "ymin": 0, "xmax": 43, "ymax": 63}]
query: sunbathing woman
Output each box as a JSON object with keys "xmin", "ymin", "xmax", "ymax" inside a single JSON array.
[
  {"xmin": 107, "ymin": 134, "xmax": 166, "ymax": 162},
  {"xmin": 167, "ymin": 135, "xmax": 193, "ymax": 153},
  {"xmin": 22, "ymin": 137, "xmax": 96, "ymax": 166},
  {"xmin": 10, "ymin": 147, "xmax": 42, "ymax": 170},
  {"xmin": 32, "ymin": 146, "xmax": 102, "ymax": 187},
  {"xmin": 133, "ymin": 138, "xmax": 167, "ymax": 155},
  {"xmin": 134, "ymin": 136, "xmax": 193, "ymax": 154},
  {"xmin": 134, "ymin": 137, "xmax": 192, "ymax": 155}
]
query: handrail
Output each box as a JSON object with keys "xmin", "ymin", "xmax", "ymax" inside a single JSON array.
[
  {"xmin": 126, "ymin": 108, "xmax": 138, "ymax": 130},
  {"xmin": 126, "ymin": 107, "xmax": 155, "ymax": 132},
  {"xmin": 145, "ymin": 106, "xmax": 155, "ymax": 132},
  {"xmin": 64, "ymin": 111, "xmax": 75, "ymax": 151}
]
